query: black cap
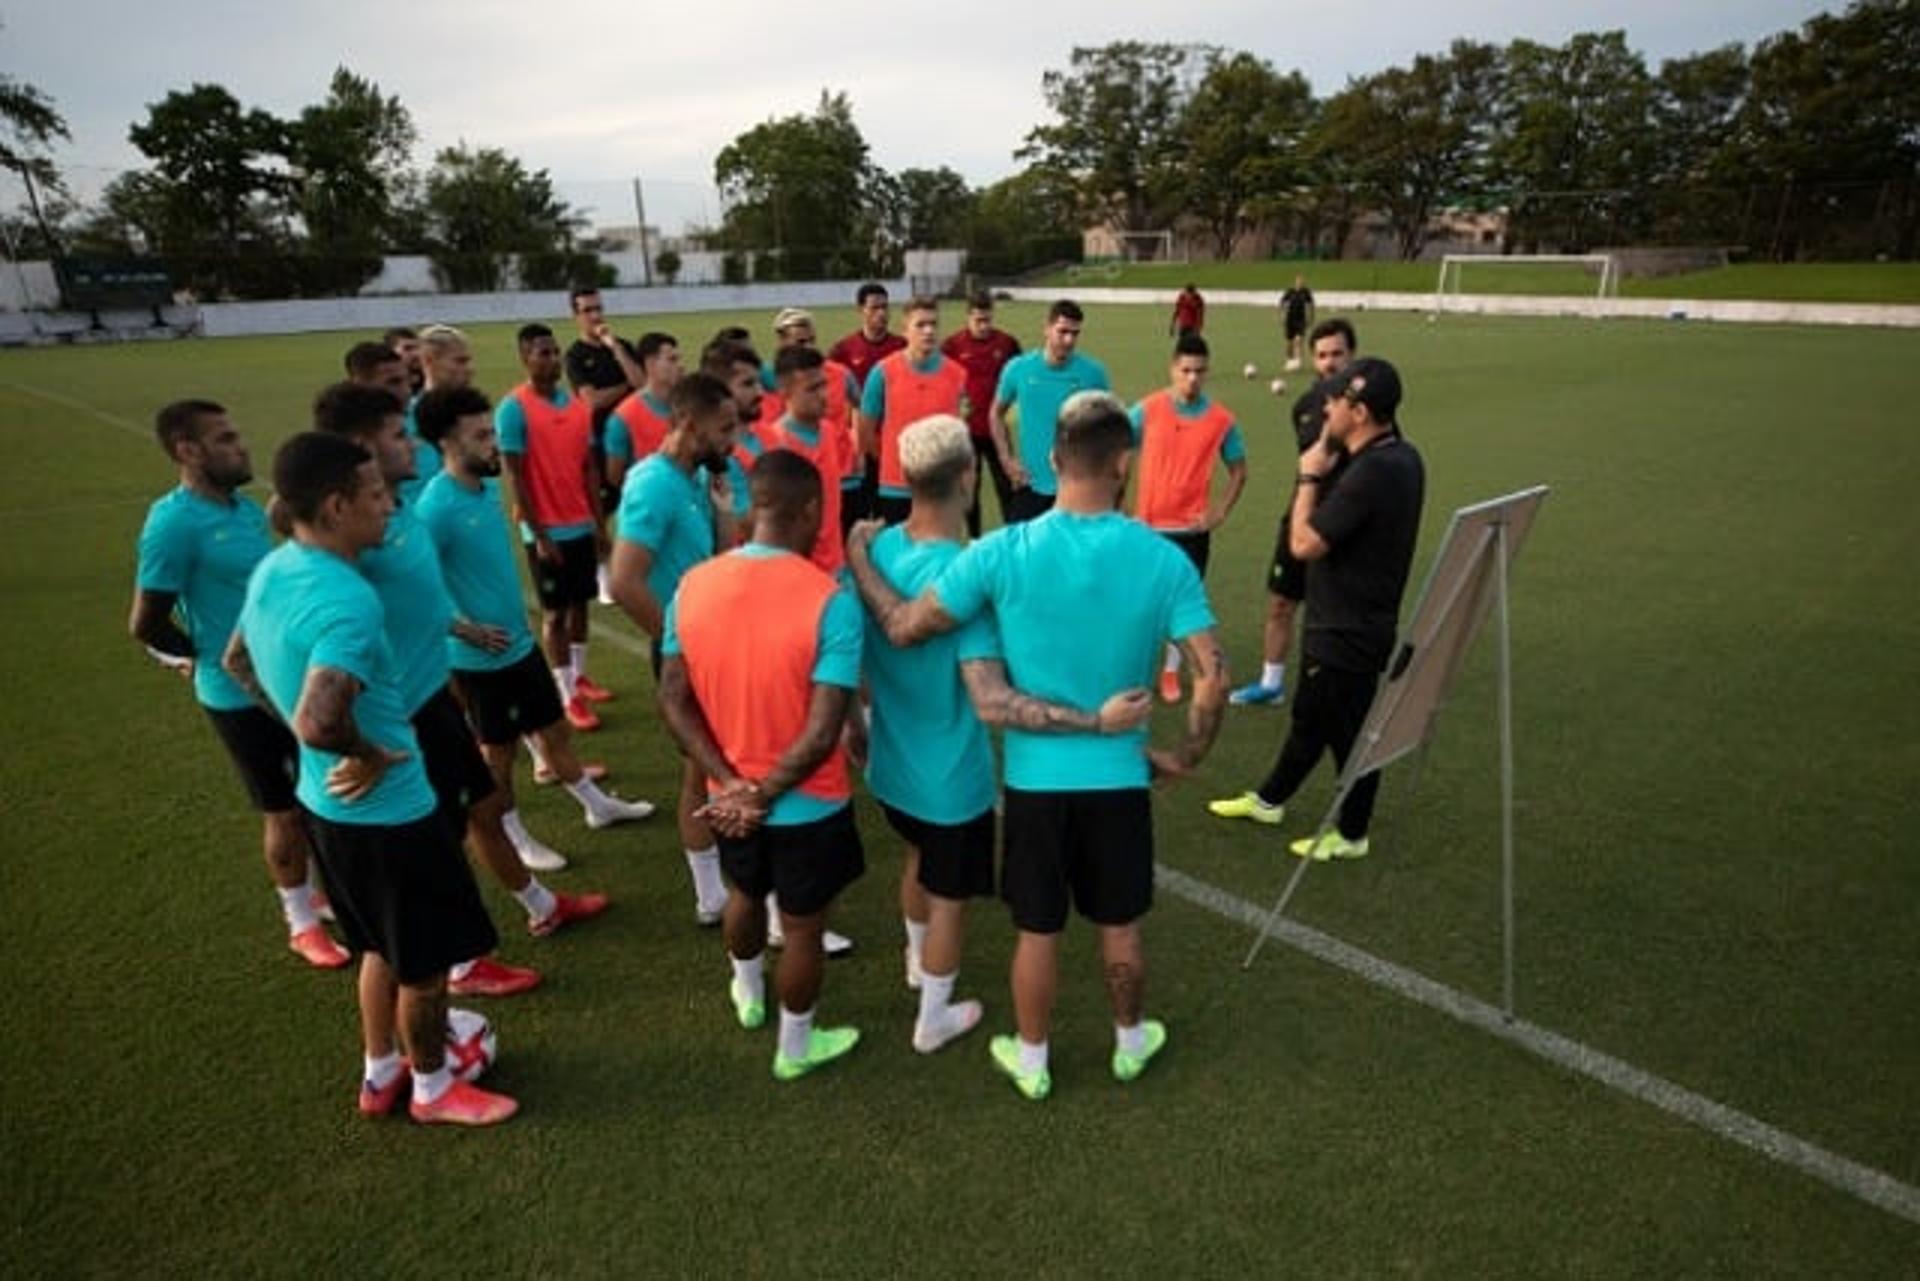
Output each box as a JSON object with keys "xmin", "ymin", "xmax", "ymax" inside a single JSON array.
[{"xmin": 1330, "ymin": 357, "xmax": 1402, "ymax": 425}]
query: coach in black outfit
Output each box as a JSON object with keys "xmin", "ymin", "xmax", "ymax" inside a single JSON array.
[{"xmin": 1211, "ymin": 357, "xmax": 1424, "ymax": 857}]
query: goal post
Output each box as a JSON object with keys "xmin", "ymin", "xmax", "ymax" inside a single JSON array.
[
  {"xmin": 1111, "ymin": 230, "xmax": 1183, "ymax": 265},
  {"xmin": 1434, "ymin": 253, "xmax": 1620, "ymax": 316}
]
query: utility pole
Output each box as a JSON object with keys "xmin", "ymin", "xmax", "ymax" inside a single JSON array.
[{"xmin": 631, "ymin": 177, "xmax": 653, "ymax": 287}]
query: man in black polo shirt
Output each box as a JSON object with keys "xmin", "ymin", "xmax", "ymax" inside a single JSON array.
[
  {"xmin": 1208, "ymin": 357, "xmax": 1424, "ymax": 860},
  {"xmin": 564, "ymin": 287, "xmax": 646, "ymax": 601}
]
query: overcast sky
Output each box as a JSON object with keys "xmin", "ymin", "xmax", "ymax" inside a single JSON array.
[{"xmin": 7, "ymin": 0, "xmax": 1837, "ymax": 234}]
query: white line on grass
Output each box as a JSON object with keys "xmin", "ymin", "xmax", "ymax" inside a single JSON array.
[
  {"xmin": 1, "ymin": 379, "xmax": 151, "ymax": 442},
  {"xmin": 1153, "ymin": 864, "xmax": 1920, "ymax": 1227}
]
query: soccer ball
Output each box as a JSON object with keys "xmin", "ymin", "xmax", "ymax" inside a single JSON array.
[
  {"xmin": 1269, "ymin": 377, "xmax": 1287, "ymax": 396},
  {"xmin": 447, "ymin": 1007, "xmax": 497, "ymax": 1082},
  {"xmin": 1242, "ymin": 362, "xmax": 1258, "ymax": 379}
]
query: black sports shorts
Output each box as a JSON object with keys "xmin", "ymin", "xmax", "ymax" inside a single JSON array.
[
  {"xmin": 527, "ymin": 532, "xmax": 598, "ymax": 609},
  {"xmin": 1268, "ymin": 519, "xmax": 1307, "ymax": 601},
  {"xmin": 881, "ymin": 802, "xmax": 996, "ymax": 900},
  {"xmin": 453, "ymin": 648, "xmax": 564, "ymax": 746},
  {"xmin": 1001, "ymin": 787, "xmax": 1154, "ymax": 934},
  {"xmin": 411, "ymin": 684, "xmax": 499, "ymax": 823},
  {"xmin": 1161, "ymin": 528, "xmax": 1212, "ymax": 579},
  {"xmin": 205, "ymin": 704, "xmax": 299, "ymax": 813},
  {"xmin": 309, "ymin": 805, "xmax": 498, "ymax": 984},
  {"xmin": 719, "ymin": 804, "xmax": 865, "ymax": 919}
]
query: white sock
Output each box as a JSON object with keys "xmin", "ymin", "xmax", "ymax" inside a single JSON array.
[
  {"xmin": 570, "ymin": 642, "xmax": 589, "ymax": 682},
  {"xmin": 513, "ymin": 877, "xmax": 557, "ymax": 922},
  {"xmin": 1116, "ymin": 1020, "xmax": 1148, "ymax": 1056},
  {"xmin": 364, "ymin": 1050, "xmax": 404, "ymax": 1089},
  {"xmin": 778, "ymin": 1004, "xmax": 815, "ymax": 1062},
  {"xmin": 1262, "ymin": 661, "xmax": 1285, "ymax": 690},
  {"xmin": 1163, "ymin": 643, "xmax": 1182, "ymax": 673},
  {"xmin": 686, "ymin": 847, "xmax": 725, "ymax": 910},
  {"xmin": 500, "ymin": 807, "xmax": 536, "ymax": 853},
  {"xmin": 565, "ymin": 776, "xmax": 617, "ymax": 818},
  {"xmin": 730, "ymin": 952, "xmax": 764, "ymax": 1003},
  {"xmin": 278, "ymin": 880, "xmax": 320, "ymax": 932},
  {"xmin": 904, "ymin": 918, "xmax": 928, "ymax": 970},
  {"xmin": 554, "ymin": 662, "xmax": 575, "ymax": 703},
  {"xmin": 765, "ymin": 893, "xmax": 784, "ymax": 941},
  {"xmin": 523, "ymin": 735, "xmax": 551, "ymax": 771},
  {"xmin": 449, "ymin": 959, "xmax": 475, "ymax": 982},
  {"xmin": 412, "ymin": 1063, "xmax": 454, "ymax": 1105},
  {"xmin": 1017, "ymin": 1037, "xmax": 1049, "ymax": 1076},
  {"xmin": 917, "ymin": 968, "xmax": 956, "ymax": 1029}
]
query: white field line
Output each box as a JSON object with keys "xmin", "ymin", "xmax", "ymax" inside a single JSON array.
[{"xmin": 1, "ymin": 379, "xmax": 151, "ymax": 442}]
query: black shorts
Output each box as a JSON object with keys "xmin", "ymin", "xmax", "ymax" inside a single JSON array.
[
  {"xmin": 1161, "ymin": 528, "xmax": 1211, "ymax": 578},
  {"xmin": 719, "ymin": 804, "xmax": 865, "ymax": 919},
  {"xmin": 527, "ymin": 532, "xmax": 599, "ymax": 609},
  {"xmin": 411, "ymin": 685, "xmax": 498, "ymax": 822},
  {"xmin": 881, "ymin": 802, "xmax": 996, "ymax": 900},
  {"xmin": 1268, "ymin": 520, "xmax": 1306, "ymax": 601},
  {"xmin": 1002, "ymin": 787, "xmax": 1154, "ymax": 933},
  {"xmin": 873, "ymin": 493, "xmax": 913, "ymax": 526},
  {"xmin": 309, "ymin": 806, "xmax": 499, "ymax": 984},
  {"xmin": 452, "ymin": 648, "xmax": 564, "ymax": 746},
  {"xmin": 1284, "ymin": 318, "xmax": 1307, "ymax": 340},
  {"xmin": 839, "ymin": 481, "xmax": 871, "ymax": 535},
  {"xmin": 204, "ymin": 704, "xmax": 298, "ymax": 813},
  {"xmin": 1006, "ymin": 488, "xmax": 1055, "ymax": 523}
]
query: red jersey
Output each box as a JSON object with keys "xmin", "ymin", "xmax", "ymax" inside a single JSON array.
[
  {"xmin": 827, "ymin": 330, "xmax": 906, "ymax": 390},
  {"xmin": 940, "ymin": 328, "xmax": 1022, "ymax": 439},
  {"xmin": 1173, "ymin": 291, "xmax": 1205, "ymax": 333}
]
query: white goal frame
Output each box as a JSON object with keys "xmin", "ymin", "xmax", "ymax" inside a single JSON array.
[
  {"xmin": 1434, "ymin": 253, "xmax": 1619, "ymax": 316},
  {"xmin": 1112, "ymin": 229, "xmax": 1184, "ymax": 265}
]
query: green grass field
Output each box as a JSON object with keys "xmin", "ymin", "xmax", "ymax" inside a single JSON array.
[
  {"xmin": 1042, "ymin": 259, "xmax": 1920, "ymax": 303},
  {"xmin": 3, "ymin": 301, "xmax": 1917, "ymax": 1275}
]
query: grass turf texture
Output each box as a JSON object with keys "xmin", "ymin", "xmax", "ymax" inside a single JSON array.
[
  {"xmin": 2, "ymin": 303, "xmax": 1916, "ymax": 1274},
  {"xmin": 1042, "ymin": 259, "xmax": 1920, "ymax": 304}
]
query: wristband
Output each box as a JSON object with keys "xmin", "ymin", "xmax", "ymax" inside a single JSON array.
[{"xmin": 1298, "ymin": 473, "xmax": 1325, "ymax": 485}]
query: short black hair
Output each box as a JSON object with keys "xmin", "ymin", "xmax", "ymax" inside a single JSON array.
[
  {"xmin": 517, "ymin": 322, "xmax": 555, "ymax": 347},
  {"xmin": 1172, "ymin": 332, "xmax": 1209, "ymax": 360},
  {"xmin": 856, "ymin": 282, "xmax": 888, "ymax": 307},
  {"xmin": 414, "ymin": 386, "xmax": 493, "ymax": 444},
  {"xmin": 382, "ymin": 326, "xmax": 417, "ymax": 345},
  {"xmin": 154, "ymin": 399, "xmax": 224, "ymax": 458},
  {"xmin": 344, "ymin": 340, "xmax": 403, "ymax": 379},
  {"xmin": 773, "ymin": 344, "xmax": 824, "ymax": 381},
  {"xmin": 568, "ymin": 286, "xmax": 601, "ymax": 312},
  {"xmin": 274, "ymin": 431, "xmax": 373, "ymax": 524},
  {"xmin": 700, "ymin": 339, "xmax": 761, "ymax": 380},
  {"xmin": 1054, "ymin": 392, "xmax": 1133, "ymax": 478},
  {"xmin": 749, "ymin": 448, "xmax": 822, "ymax": 519},
  {"xmin": 1047, "ymin": 299, "xmax": 1084, "ymax": 324},
  {"xmin": 312, "ymin": 381, "xmax": 404, "ymax": 439},
  {"xmin": 1309, "ymin": 317, "xmax": 1357, "ymax": 353},
  {"xmin": 967, "ymin": 289, "xmax": 994, "ymax": 312},
  {"xmin": 636, "ymin": 331, "xmax": 677, "ymax": 364},
  {"xmin": 713, "ymin": 325, "xmax": 751, "ymax": 345},
  {"xmin": 668, "ymin": 371, "xmax": 733, "ymax": 423}
]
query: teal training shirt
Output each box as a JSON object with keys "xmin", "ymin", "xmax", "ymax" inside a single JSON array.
[
  {"xmin": 862, "ymin": 525, "xmax": 1000, "ymax": 824},
  {"xmin": 238, "ymin": 542, "xmax": 436, "ymax": 825},
  {"xmin": 661, "ymin": 544, "xmax": 863, "ymax": 826},
  {"xmin": 356, "ymin": 502, "xmax": 455, "ymax": 714},
  {"xmin": 993, "ymin": 351, "xmax": 1111, "ymax": 495},
  {"xmin": 616, "ymin": 451, "xmax": 715, "ymax": 611},
  {"xmin": 398, "ymin": 397, "xmax": 439, "ymax": 510},
  {"xmin": 134, "ymin": 486, "xmax": 272, "ymax": 712},
  {"xmin": 415, "ymin": 471, "xmax": 536, "ymax": 673},
  {"xmin": 933, "ymin": 509, "xmax": 1215, "ymax": 791}
]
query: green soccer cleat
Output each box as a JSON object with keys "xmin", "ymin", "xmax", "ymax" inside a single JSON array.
[
  {"xmin": 1207, "ymin": 792, "xmax": 1285, "ymax": 825},
  {"xmin": 1288, "ymin": 832, "xmax": 1371, "ymax": 861},
  {"xmin": 989, "ymin": 1035, "xmax": 1052, "ymax": 1102},
  {"xmin": 1112, "ymin": 1019, "xmax": 1169, "ymax": 1083},
  {"xmin": 729, "ymin": 979, "xmax": 765, "ymax": 1030},
  {"xmin": 772, "ymin": 1026, "xmax": 860, "ymax": 1081}
]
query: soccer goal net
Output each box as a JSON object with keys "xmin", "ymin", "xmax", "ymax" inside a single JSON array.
[
  {"xmin": 1433, "ymin": 254, "xmax": 1620, "ymax": 315},
  {"xmin": 1112, "ymin": 230, "xmax": 1184, "ymax": 265}
]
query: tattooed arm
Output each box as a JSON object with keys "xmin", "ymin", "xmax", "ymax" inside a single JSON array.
[
  {"xmin": 959, "ymin": 660, "xmax": 1152, "ymax": 735},
  {"xmin": 1148, "ymin": 627, "xmax": 1229, "ymax": 780}
]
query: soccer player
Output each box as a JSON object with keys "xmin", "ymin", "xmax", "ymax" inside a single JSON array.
[
  {"xmin": 564, "ymin": 287, "xmax": 645, "ymax": 599},
  {"xmin": 413, "ymin": 385, "xmax": 655, "ymax": 855},
  {"xmin": 231, "ymin": 430, "xmax": 515, "ymax": 1125},
  {"xmin": 827, "ymin": 282, "xmax": 906, "ymax": 526},
  {"xmin": 129, "ymin": 400, "xmax": 346, "ymax": 969},
  {"xmin": 860, "ymin": 415, "xmax": 1154, "ymax": 1053},
  {"xmin": 345, "ymin": 340, "xmax": 411, "ymax": 403},
  {"xmin": 1131, "ymin": 333, "xmax": 1248, "ymax": 703},
  {"xmin": 499, "ymin": 323, "xmax": 612, "ymax": 733},
  {"xmin": 990, "ymin": 300, "xmax": 1111, "ymax": 522},
  {"xmin": 768, "ymin": 307, "xmax": 862, "ymax": 522},
  {"xmin": 658, "ymin": 450, "xmax": 864, "ymax": 1082},
  {"xmin": 857, "ymin": 294, "xmax": 968, "ymax": 526},
  {"xmin": 393, "ymin": 325, "xmax": 474, "ymax": 507},
  {"xmin": 1169, "ymin": 283, "xmax": 1205, "ymax": 337},
  {"xmin": 608, "ymin": 372, "xmax": 741, "ymax": 926},
  {"xmin": 311, "ymin": 383, "xmax": 574, "ymax": 996},
  {"xmin": 848, "ymin": 391, "xmax": 1229, "ymax": 1102},
  {"xmin": 383, "ymin": 326, "xmax": 424, "ymax": 395},
  {"xmin": 1279, "ymin": 274, "xmax": 1315, "ymax": 371},
  {"xmin": 762, "ymin": 345, "xmax": 853, "ymax": 577},
  {"xmin": 603, "ymin": 332, "xmax": 681, "ymax": 492},
  {"xmin": 940, "ymin": 290, "xmax": 1022, "ymax": 534},
  {"xmin": 1208, "ymin": 359, "xmax": 1425, "ymax": 861},
  {"xmin": 1232, "ymin": 318, "xmax": 1357, "ymax": 706}
]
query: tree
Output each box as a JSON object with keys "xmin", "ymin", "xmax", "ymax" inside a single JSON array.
[
  {"xmin": 285, "ymin": 67, "xmax": 415, "ymax": 290},
  {"xmin": 1175, "ymin": 53, "xmax": 1315, "ymax": 257},
  {"xmin": 1647, "ymin": 45, "xmax": 1751, "ymax": 244},
  {"xmin": 421, "ymin": 144, "xmax": 586, "ymax": 292},
  {"xmin": 655, "ymin": 247, "xmax": 682, "ymax": 285},
  {"xmin": 0, "ymin": 67, "xmax": 70, "ymax": 254},
  {"xmin": 894, "ymin": 166, "xmax": 975, "ymax": 247},
  {"xmin": 127, "ymin": 84, "xmax": 289, "ymax": 252},
  {"xmin": 1018, "ymin": 42, "xmax": 1211, "ymax": 234},
  {"xmin": 714, "ymin": 91, "xmax": 889, "ymax": 279},
  {"xmin": 964, "ymin": 168, "xmax": 1081, "ymax": 275}
]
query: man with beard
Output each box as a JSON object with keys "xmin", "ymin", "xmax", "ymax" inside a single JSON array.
[{"xmin": 827, "ymin": 282, "xmax": 906, "ymax": 527}]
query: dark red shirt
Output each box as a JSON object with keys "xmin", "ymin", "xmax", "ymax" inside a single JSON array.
[
  {"xmin": 827, "ymin": 330, "xmax": 907, "ymax": 394},
  {"xmin": 1172, "ymin": 291, "xmax": 1204, "ymax": 334},
  {"xmin": 940, "ymin": 327, "xmax": 1023, "ymax": 438}
]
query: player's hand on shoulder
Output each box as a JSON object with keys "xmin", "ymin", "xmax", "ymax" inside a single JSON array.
[{"xmin": 846, "ymin": 519, "xmax": 884, "ymax": 557}]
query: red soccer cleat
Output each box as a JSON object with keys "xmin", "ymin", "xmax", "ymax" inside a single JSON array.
[
  {"xmin": 1158, "ymin": 668, "xmax": 1182, "ymax": 704},
  {"xmin": 289, "ymin": 924, "xmax": 351, "ymax": 969},
  {"xmin": 573, "ymin": 673, "xmax": 614, "ymax": 703},
  {"xmin": 564, "ymin": 696, "xmax": 601, "ymax": 732},
  {"xmin": 409, "ymin": 1079, "xmax": 519, "ymax": 1127},
  {"xmin": 357, "ymin": 1068, "xmax": 408, "ymax": 1117},
  {"xmin": 447, "ymin": 955, "xmax": 542, "ymax": 998},
  {"xmin": 532, "ymin": 759, "xmax": 607, "ymax": 786},
  {"xmin": 529, "ymin": 890, "xmax": 611, "ymax": 938}
]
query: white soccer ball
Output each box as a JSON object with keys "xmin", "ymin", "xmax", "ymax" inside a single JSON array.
[
  {"xmin": 447, "ymin": 1006, "xmax": 497, "ymax": 1082},
  {"xmin": 1269, "ymin": 377, "xmax": 1287, "ymax": 396},
  {"xmin": 1242, "ymin": 362, "xmax": 1258, "ymax": 379}
]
